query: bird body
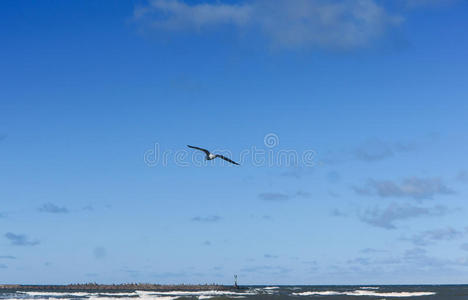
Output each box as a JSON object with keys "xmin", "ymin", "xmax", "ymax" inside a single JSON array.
[{"xmin": 187, "ymin": 145, "xmax": 240, "ymax": 166}]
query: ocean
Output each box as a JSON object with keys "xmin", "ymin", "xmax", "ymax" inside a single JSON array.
[{"xmin": 1, "ymin": 285, "xmax": 468, "ymax": 300}]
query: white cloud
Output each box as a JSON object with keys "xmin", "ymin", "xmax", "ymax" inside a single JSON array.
[
  {"xmin": 255, "ymin": 0, "xmax": 402, "ymax": 49},
  {"xmin": 135, "ymin": 0, "xmax": 252, "ymax": 30},
  {"xmin": 134, "ymin": 0, "xmax": 403, "ymax": 49}
]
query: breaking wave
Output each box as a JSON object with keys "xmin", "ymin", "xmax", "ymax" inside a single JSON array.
[{"xmin": 292, "ymin": 289, "xmax": 436, "ymax": 297}]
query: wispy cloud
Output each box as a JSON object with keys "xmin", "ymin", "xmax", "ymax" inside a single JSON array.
[
  {"xmin": 403, "ymin": 227, "xmax": 463, "ymax": 246},
  {"xmin": 135, "ymin": 0, "xmax": 252, "ymax": 29},
  {"xmin": 281, "ymin": 166, "xmax": 313, "ymax": 179},
  {"xmin": 302, "ymin": 260, "xmax": 318, "ymax": 267},
  {"xmin": 353, "ymin": 138, "xmax": 416, "ymax": 162},
  {"xmin": 150, "ymin": 271, "xmax": 187, "ymax": 278},
  {"xmin": 82, "ymin": 205, "xmax": 94, "ymax": 211},
  {"xmin": 359, "ymin": 203, "xmax": 449, "ymax": 229},
  {"xmin": 5, "ymin": 233, "xmax": 40, "ymax": 246},
  {"xmin": 0, "ymin": 264, "xmax": 7, "ymax": 269},
  {"xmin": 191, "ymin": 215, "xmax": 221, "ymax": 222},
  {"xmin": 354, "ymin": 139, "xmax": 395, "ymax": 162},
  {"xmin": 0, "ymin": 255, "xmax": 16, "ymax": 259},
  {"xmin": 348, "ymin": 245, "xmax": 468, "ymax": 273},
  {"xmin": 258, "ymin": 190, "xmax": 311, "ymax": 201},
  {"xmin": 353, "ymin": 177, "xmax": 454, "ymax": 200},
  {"xmin": 404, "ymin": 0, "xmax": 459, "ymax": 8},
  {"xmin": 402, "ymin": 247, "xmax": 466, "ymax": 268},
  {"xmin": 343, "ymin": 246, "xmax": 467, "ymax": 272},
  {"xmin": 240, "ymin": 265, "xmax": 290, "ymax": 274},
  {"xmin": 295, "ymin": 191, "xmax": 312, "ymax": 198},
  {"xmin": 330, "ymin": 208, "xmax": 348, "ymax": 217},
  {"xmin": 347, "ymin": 257, "xmax": 371, "ymax": 265},
  {"xmin": 258, "ymin": 192, "xmax": 289, "ymax": 201},
  {"xmin": 456, "ymin": 170, "xmax": 468, "ymax": 183},
  {"xmin": 404, "ymin": 247, "xmax": 427, "ymax": 259},
  {"xmin": 321, "ymin": 136, "xmax": 431, "ymax": 165},
  {"xmin": 327, "ymin": 171, "xmax": 341, "ymax": 183},
  {"xmin": 134, "ymin": 0, "xmax": 403, "ymax": 49},
  {"xmin": 93, "ymin": 247, "xmax": 107, "ymax": 259},
  {"xmin": 360, "ymin": 248, "xmax": 388, "ymax": 254},
  {"xmin": 121, "ymin": 268, "xmax": 141, "ymax": 278},
  {"xmin": 38, "ymin": 203, "xmax": 69, "ymax": 214}
]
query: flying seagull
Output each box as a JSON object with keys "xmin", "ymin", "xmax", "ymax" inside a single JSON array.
[{"xmin": 187, "ymin": 145, "xmax": 240, "ymax": 166}]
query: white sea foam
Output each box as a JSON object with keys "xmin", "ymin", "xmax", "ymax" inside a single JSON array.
[
  {"xmin": 96, "ymin": 293, "xmax": 138, "ymax": 297},
  {"xmin": 292, "ymin": 291, "xmax": 341, "ymax": 296},
  {"xmin": 15, "ymin": 289, "xmax": 253, "ymax": 300},
  {"xmin": 22, "ymin": 292, "xmax": 94, "ymax": 297},
  {"xmin": 93, "ymin": 293, "xmax": 178, "ymax": 300},
  {"xmin": 360, "ymin": 286, "xmax": 380, "ymax": 290},
  {"xmin": 251, "ymin": 286, "xmax": 278, "ymax": 295},
  {"xmin": 89, "ymin": 297, "xmax": 142, "ymax": 300},
  {"xmin": 292, "ymin": 289, "xmax": 436, "ymax": 297},
  {"xmin": 131, "ymin": 297, "xmax": 178, "ymax": 300},
  {"xmin": 136, "ymin": 290, "xmax": 255, "ymax": 297},
  {"xmin": 196, "ymin": 296, "xmax": 247, "ymax": 300},
  {"xmin": 7, "ymin": 296, "xmax": 174, "ymax": 300},
  {"xmin": 348, "ymin": 290, "xmax": 436, "ymax": 297}
]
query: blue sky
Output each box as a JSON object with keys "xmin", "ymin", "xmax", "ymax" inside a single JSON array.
[{"xmin": 1, "ymin": 0, "xmax": 468, "ymax": 285}]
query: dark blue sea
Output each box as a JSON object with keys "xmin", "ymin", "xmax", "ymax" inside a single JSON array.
[{"xmin": 2, "ymin": 286, "xmax": 468, "ymax": 300}]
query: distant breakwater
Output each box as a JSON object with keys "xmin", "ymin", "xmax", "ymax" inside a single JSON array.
[{"xmin": 0, "ymin": 283, "xmax": 237, "ymax": 292}]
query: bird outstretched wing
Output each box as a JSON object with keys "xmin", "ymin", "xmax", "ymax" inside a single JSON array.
[
  {"xmin": 187, "ymin": 145, "xmax": 210, "ymax": 156},
  {"xmin": 216, "ymin": 154, "xmax": 240, "ymax": 166}
]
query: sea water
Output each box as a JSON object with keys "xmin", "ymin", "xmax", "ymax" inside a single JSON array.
[{"xmin": 2, "ymin": 285, "xmax": 468, "ymax": 300}]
